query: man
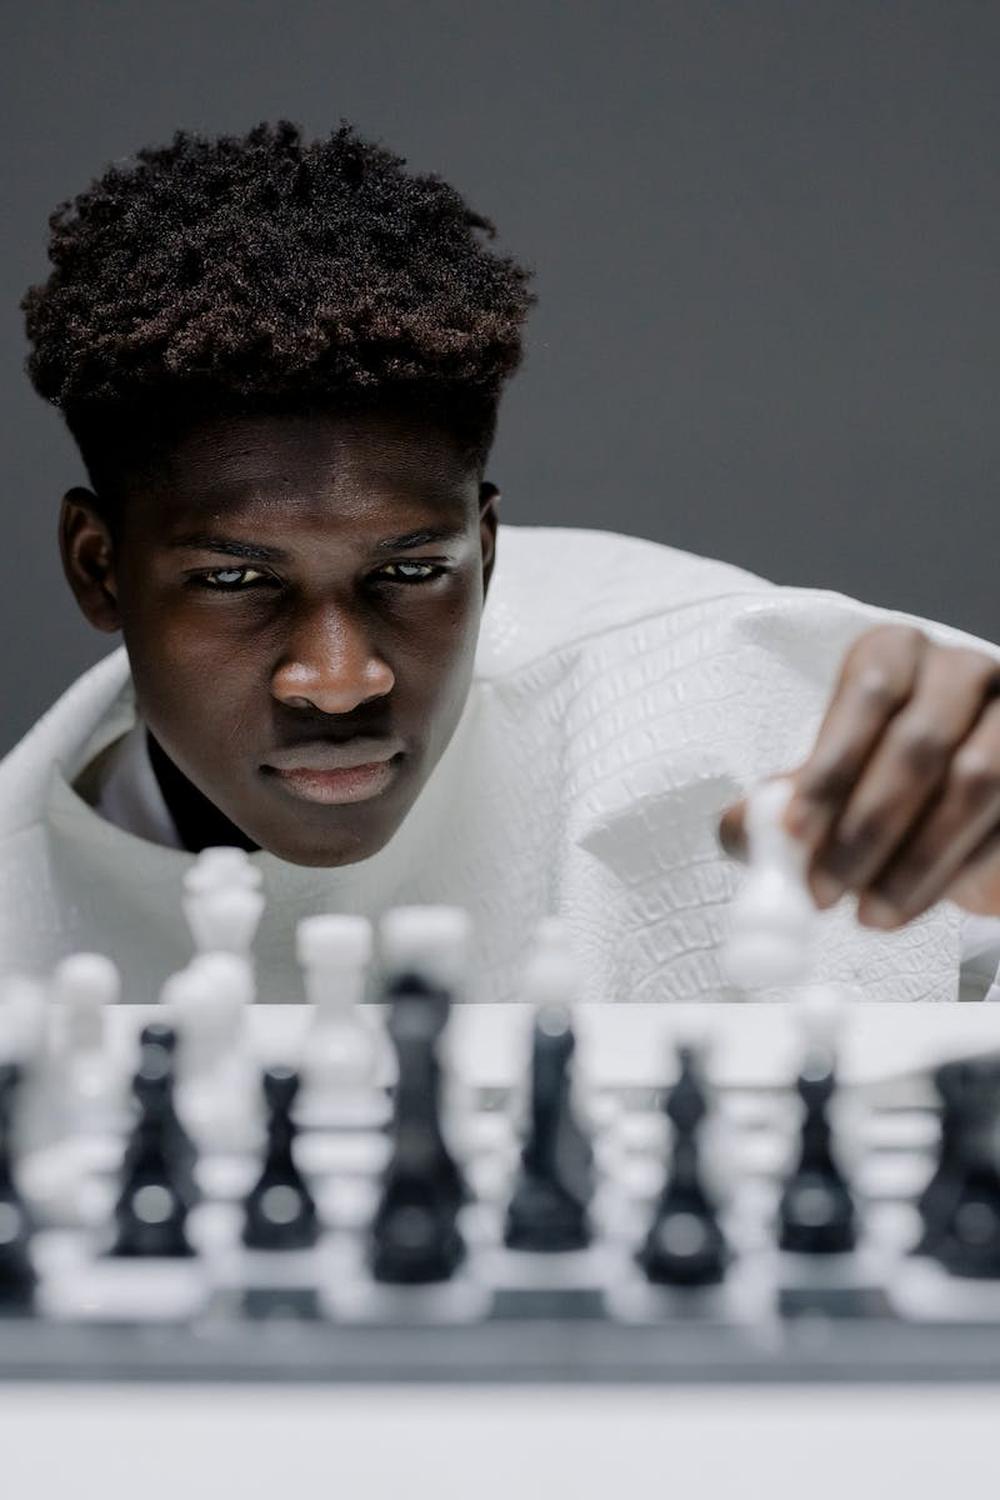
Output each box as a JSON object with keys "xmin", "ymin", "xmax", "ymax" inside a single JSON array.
[{"xmin": 5, "ymin": 117, "xmax": 1000, "ymax": 1005}]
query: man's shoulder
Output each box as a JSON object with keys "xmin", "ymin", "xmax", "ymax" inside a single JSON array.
[
  {"xmin": 481, "ymin": 524, "xmax": 1000, "ymax": 681},
  {"xmin": 0, "ymin": 646, "xmax": 133, "ymax": 841},
  {"xmin": 478, "ymin": 524, "xmax": 779, "ymax": 676}
]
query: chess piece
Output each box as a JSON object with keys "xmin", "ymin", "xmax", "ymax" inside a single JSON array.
[
  {"xmin": 119, "ymin": 1025, "xmax": 198, "ymax": 1209},
  {"xmin": 0, "ymin": 1064, "xmax": 36, "ymax": 1304},
  {"xmin": 48, "ymin": 952, "xmax": 125, "ymax": 1140},
  {"xmin": 778, "ymin": 1054, "xmax": 856, "ymax": 1255},
  {"xmin": 638, "ymin": 1045, "xmax": 728, "ymax": 1285},
  {"xmin": 369, "ymin": 994, "xmax": 466, "ymax": 1284},
  {"xmin": 182, "ymin": 846, "xmax": 265, "ymax": 959},
  {"xmin": 722, "ymin": 776, "xmax": 819, "ymax": 990},
  {"xmin": 51, "ymin": 952, "xmax": 119, "ymax": 1054},
  {"xmin": 166, "ymin": 953, "xmax": 253, "ymax": 1078},
  {"xmin": 378, "ymin": 904, "xmax": 473, "ymax": 1199},
  {"xmin": 504, "ymin": 1003, "xmax": 594, "ymax": 1252},
  {"xmin": 916, "ymin": 1058, "xmax": 1000, "ymax": 1278},
  {"xmin": 242, "ymin": 1067, "xmax": 319, "ymax": 1251},
  {"xmin": 111, "ymin": 1044, "xmax": 195, "ymax": 1258},
  {"xmin": 164, "ymin": 953, "xmax": 261, "ymax": 1156},
  {"xmin": 296, "ymin": 915, "xmax": 379, "ymax": 1120}
]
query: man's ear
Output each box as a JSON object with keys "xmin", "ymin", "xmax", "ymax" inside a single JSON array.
[
  {"xmin": 59, "ymin": 487, "xmax": 122, "ymax": 633},
  {"xmin": 479, "ymin": 481, "xmax": 500, "ymax": 597}
]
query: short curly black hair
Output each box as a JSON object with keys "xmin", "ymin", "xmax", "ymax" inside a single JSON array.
[{"xmin": 20, "ymin": 117, "xmax": 537, "ymax": 529}]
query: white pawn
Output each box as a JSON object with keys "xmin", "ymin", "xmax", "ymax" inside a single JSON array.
[
  {"xmin": 522, "ymin": 917, "xmax": 579, "ymax": 1009},
  {"xmin": 722, "ymin": 777, "xmax": 819, "ymax": 991},
  {"xmin": 48, "ymin": 954, "xmax": 126, "ymax": 1137},
  {"xmin": 184, "ymin": 845, "xmax": 263, "ymax": 894},
  {"xmin": 296, "ymin": 914, "xmax": 382, "ymax": 1126},
  {"xmin": 164, "ymin": 951, "xmax": 254, "ymax": 1076},
  {"xmin": 183, "ymin": 881, "xmax": 266, "ymax": 959},
  {"xmin": 51, "ymin": 952, "xmax": 119, "ymax": 1054},
  {"xmin": 163, "ymin": 958, "xmax": 261, "ymax": 1155},
  {"xmin": 796, "ymin": 982, "xmax": 847, "ymax": 1069}
]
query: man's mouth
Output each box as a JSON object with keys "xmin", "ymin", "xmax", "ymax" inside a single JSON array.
[{"xmin": 262, "ymin": 755, "xmax": 404, "ymax": 806}]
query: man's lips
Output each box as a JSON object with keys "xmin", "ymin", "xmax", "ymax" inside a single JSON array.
[
  {"xmin": 262, "ymin": 736, "xmax": 405, "ymax": 772},
  {"xmin": 262, "ymin": 756, "xmax": 404, "ymax": 806},
  {"xmin": 260, "ymin": 737, "xmax": 406, "ymax": 807}
]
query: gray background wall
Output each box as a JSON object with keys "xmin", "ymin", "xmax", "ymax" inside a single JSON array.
[{"xmin": 3, "ymin": 0, "xmax": 998, "ymax": 755}]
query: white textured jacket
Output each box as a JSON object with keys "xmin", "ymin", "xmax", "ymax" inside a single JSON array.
[{"xmin": 1, "ymin": 523, "xmax": 999, "ymax": 1006}]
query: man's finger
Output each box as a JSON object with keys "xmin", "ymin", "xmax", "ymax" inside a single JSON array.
[
  {"xmin": 718, "ymin": 801, "xmax": 747, "ymax": 860},
  {"xmin": 784, "ymin": 624, "xmax": 925, "ymax": 853},
  {"xmin": 811, "ymin": 647, "xmax": 1000, "ymax": 906},
  {"xmin": 857, "ymin": 696, "xmax": 1000, "ymax": 925}
]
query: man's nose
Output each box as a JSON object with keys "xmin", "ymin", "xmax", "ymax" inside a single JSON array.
[{"xmin": 271, "ymin": 603, "xmax": 395, "ymax": 713}]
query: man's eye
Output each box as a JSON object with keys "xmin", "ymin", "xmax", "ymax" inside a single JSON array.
[
  {"xmin": 196, "ymin": 567, "xmax": 269, "ymax": 590},
  {"xmin": 374, "ymin": 562, "xmax": 447, "ymax": 584},
  {"xmin": 190, "ymin": 561, "xmax": 447, "ymax": 593}
]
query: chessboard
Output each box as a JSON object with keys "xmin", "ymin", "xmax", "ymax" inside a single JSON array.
[{"xmin": 4, "ymin": 979, "xmax": 1000, "ymax": 1387}]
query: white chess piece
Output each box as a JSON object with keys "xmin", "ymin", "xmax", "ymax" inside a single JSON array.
[
  {"xmin": 164, "ymin": 951, "xmax": 254, "ymax": 1074},
  {"xmin": 51, "ymin": 952, "xmax": 119, "ymax": 1053},
  {"xmin": 722, "ymin": 777, "xmax": 819, "ymax": 991},
  {"xmin": 522, "ymin": 917, "xmax": 579, "ymax": 1009},
  {"xmin": 296, "ymin": 914, "xmax": 383, "ymax": 1126},
  {"xmin": 163, "ymin": 957, "xmax": 261, "ymax": 1155},
  {"xmin": 48, "ymin": 953, "xmax": 127, "ymax": 1137},
  {"xmin": 184, "ymin": 845, "xmax": 263, "ymax": 894},
  {"xmin": 182, "ymin": 882, "xmax": 266, "ymax": 959}
]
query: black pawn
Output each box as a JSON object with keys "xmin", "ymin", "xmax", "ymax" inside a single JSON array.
[
  {"xmin": 370, "ymin": 995, "xmax": 466, "ymax": 1284},
  {"xmin": 112, "ymin": 1046, "xmax": 194, "ymax": 1258},
  {"xmin": 242, "ymin": 1067, "xmax": 318, "ymax": 1251},
  {"xmin": 128, "ymin": 1024, "xmax": 198, "ymax": 1209},
  {"xmin": 916, "ymin": 1058, "xmax": 1000, "ymax": 1278},
  {"xmin": 638, "ymin": 1046, "xmax": 729, "ymax": 1286},
  {"xmin": 777, "ymin": 1056, "xmax": 856, "ymax": 1254},
  {"xmin": 504, "ymin": 1005, "xmax": 595, "ymax": 1253},
  {"xmin": 0, "ymin": 1064, "xmax": 36, "ymax": 1306}
]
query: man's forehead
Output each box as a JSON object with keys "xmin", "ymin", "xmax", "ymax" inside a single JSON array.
[{"xmin": 162, "ymin": 410, "xmax": 473, "ymax": 499}]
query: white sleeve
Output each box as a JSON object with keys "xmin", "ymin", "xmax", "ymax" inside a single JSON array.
[{"xmin": 959, "ymin": 912, "xmax": 1000, "ymax": 1002}]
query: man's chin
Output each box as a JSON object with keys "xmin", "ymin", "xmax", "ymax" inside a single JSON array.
[{"xmin": 242, "ymin": 812, "xmax": 401, "ymax": 868}]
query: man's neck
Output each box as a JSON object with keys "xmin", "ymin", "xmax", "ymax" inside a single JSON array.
[{"xmin": 145, "ymin": 729, "xmax": 260, "ymax": 855}]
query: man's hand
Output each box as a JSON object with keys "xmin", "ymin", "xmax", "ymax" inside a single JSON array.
[{"xmin": 718, "ymin": 624, "xmax": 1000, "ymax": 928}]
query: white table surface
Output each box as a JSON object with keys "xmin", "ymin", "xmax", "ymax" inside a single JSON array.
[{"xmin": 4, "ymin": 1381, "xmax": 1000, "ymax": 1499}]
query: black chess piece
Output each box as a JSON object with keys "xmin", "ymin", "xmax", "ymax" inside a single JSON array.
[
  {"xmin": 242, "ymin": 1066, "xmax": 319, "ymax": 1251},
  {"xmin": 0, "ymin": 1064, "xmax": 36, "ymax": 1306},
  {"xmin": 111, "ymin": 1045, "xmax": 195, "ymax": 1257},
  {"xmin": 916, "ymin": 1058, "xmax": 1000, "ymax": 1278},
  {"xmin": 140, "ymin": 1021, "xmax": 178, "ymax": 1055},
  {"xmin": 370, "ymin": 996, "xmax": 466, "ymax": 1284},
  {"xmin": 777, "ymin": 1054, "xmax": 856, "ymax": 1255},
  {"xmin": 638, "ymin": 1045, "xmax": 729, "ymax": 1286},
  {"xmin": 384, "ymin": 972, "xmax": 468, "ymax": 1212},
  {"xmin": 503, "ymin": 1005, "xmax": 595, "ymax": 1253},
  {"xmin": 128, "ymin": 1023, "xmax": 198, "ymax": 1209},
  {"xmin": 383, "ymin": 968, "xmax": 451, "ymax": 1043}
]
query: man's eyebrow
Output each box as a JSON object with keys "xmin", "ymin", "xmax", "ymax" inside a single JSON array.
[{"xmin": 166, "ymin": 525, "xmax": 468, "ymax": 563}]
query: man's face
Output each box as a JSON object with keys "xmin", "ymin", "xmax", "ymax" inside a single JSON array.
[{"xmin": 61, "ymin": 409, "xmax": 498, "ymax": 866}]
